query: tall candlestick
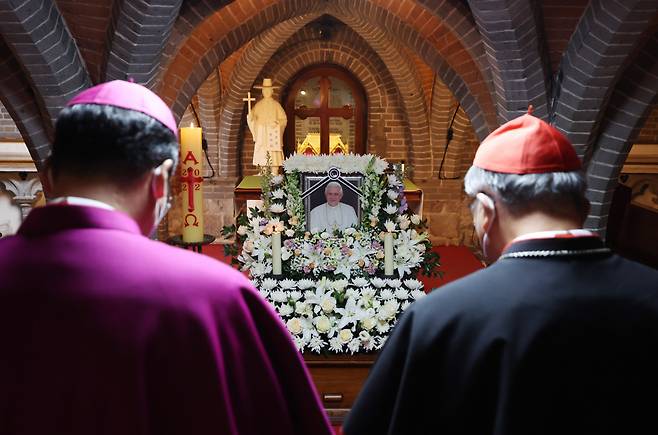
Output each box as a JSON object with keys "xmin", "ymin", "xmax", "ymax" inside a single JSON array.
[
  {"xmin": 384, "ymin": 232, "xmax": 394, "ymax": 276},
  {"xmin": 180, "ymin": 125, "xmax": 204, "ymax": 243},
  {"xmin": 272, "ymin": 232, "xmax": 282, "ymax": 275}
]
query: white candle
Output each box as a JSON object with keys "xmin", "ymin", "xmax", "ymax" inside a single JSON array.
[
  {"xmin": 272, "ymin": 232, "xmax": 282, "ymax": 275},
  {"xmin": 384, "ymin": 232, "xmax": 394, "ymax": 276}
]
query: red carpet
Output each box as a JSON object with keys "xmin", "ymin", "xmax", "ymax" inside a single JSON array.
[{"xmin": 201, "ymin": 244, "xmax": 483, "ymax": 289}]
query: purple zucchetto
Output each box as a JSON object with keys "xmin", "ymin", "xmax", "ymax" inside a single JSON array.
[{"xmin": 66, "ymin": 80, "xmax": 178, "ymax": 137}]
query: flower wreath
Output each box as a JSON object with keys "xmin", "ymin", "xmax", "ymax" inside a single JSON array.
[{"xmin": 224, "ymin": 154, "xmax": 440, "ymax": 353}]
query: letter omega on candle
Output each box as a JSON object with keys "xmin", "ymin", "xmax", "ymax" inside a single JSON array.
[{"xmin": 180, "ymin": 126, "xmax": 204, "ymax": 243}]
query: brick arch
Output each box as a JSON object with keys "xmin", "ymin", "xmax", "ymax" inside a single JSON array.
[
  {"xmin": 0, "ymin": 0, "xmax": 91, "ymax": 125},
  {"xmin": 221, "ymin": 16, "xmax": 431, "ymax": 179},
  {"xmin": 322, "ymin": 10, "xmax": 432, "ymax": 179},
  {"xmin": 159, "ymin": 0, "xmax": 325, "ymax": 119},
  {"xmin": 552, "ymin": 0, "xmax": 658, "ymax": 159},
  {"xmin": 327, "ymin": 0, "xmax": 496, "ymax": 140},
  {"xmin": 160, "ymin": 0, "xmax": 495, "ymax": 140},
  {"xmin": 105, "ymin": 0, "xmax": 183, "ymax": 88},
  {"xmin": 0, "ymin": 40, "xmax": 52, "ymax": 175},
  {"xmin": 252, "ymin": 45, "xmax": 403, "ymax": 176},
  {"xmin": 415, "ymin": 0, "xmax": 491, "ymax": 87},
  {"xmin": 216, "ymin": 13, "xmax": 322, "ymax": 178},
  {"xmin": 470, "ymin": 0, "xmax": 552, "ymax": 122},
  {"xmin": 584, "ymin": 31, "xmax": 658, "ymax": 236}
]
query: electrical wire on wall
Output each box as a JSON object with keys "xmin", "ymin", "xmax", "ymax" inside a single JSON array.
[
  {"xmin": 189, "ymin": 103, "xmax": 216, "ymax": 179},
  {"xmin": 437, "ymin": 103, "xmax": 461, "ymax": 180}
]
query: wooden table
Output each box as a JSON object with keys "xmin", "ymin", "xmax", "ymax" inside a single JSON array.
[
  {"xmin": 304, "ymin": 353, "xmax": 376, "ymax": 425},
  {"xmin": 234, "ymin": 175, "xmax": 423, "ymax": 218}
]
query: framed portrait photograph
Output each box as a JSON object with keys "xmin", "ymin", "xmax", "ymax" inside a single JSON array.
[{"xmin": 302, "ymin": 173, "xmax": 363, "ymax": 233}]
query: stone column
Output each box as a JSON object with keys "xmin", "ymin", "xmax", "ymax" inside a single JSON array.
[{"xmin": 1, "ymin": 174, "xmax": 43, "ymax": 221}]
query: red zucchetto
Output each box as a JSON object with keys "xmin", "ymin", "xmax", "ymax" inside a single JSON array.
[{"xmin": 473, "ymin": 107, "xmax": 581, "ymax": 174}]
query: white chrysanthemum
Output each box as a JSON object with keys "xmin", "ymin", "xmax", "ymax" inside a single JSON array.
[
  {"xmin": 379, "ymin": 289, "xmax": 394, "ymax": 300},
  {"xmin": 237, "ymin": 225, "xmax": 248, "ymax": 236},
  {"xmin": 285, "ymin": 229, "xmax": 295, "ymax": 237},
  {"xmin": 404, "ymin": 278, "xmax": 423, "ymax": 290},
  {"xmin": 361, "ymin": 287, "xmax": 376, "ymax": 299},
  {"xmin": 387, "ymin": 278, "xmax": 402, "ymax": 288},
  {"xmin": 410, "ymin": 214, "xmax": 421, "ymax": 225},
  {"xmin": 286, "ymin": 318, "xmax": 303, "ymax": 335},
  {"xmin": 376, "ymin": 321, "xmax": 391, "ymax": 333},
  {"xmin": 320, "ymin": 296, "xmax": 337, "ymax": 313},
  {"xmin": 361, "ymin": 317, "xmax": 377, "ymax": 331},
  {"xmin": 292, "ymin": 336, "xmax": 305, "ymax": 351},
  {"xmin": 394, "ymin": 288, "xmax": 410, "ymax": 300},
  {"xmin": 387, "ymin": 190, "xmax": 398, "ymax": 200},
  {"xmin": 361, "ymin": 333, "xmax": 377, "ymax": 351},
  {"xmin": 352, "ymin": 277, "xmax": 369, "ymax": 287},
  {"xmin": 270, "ymin": 203, "xmax": 285, "ymax": 214},
  {"xmin": 270, "ymin": 290, "xmax": 287, "ymax": 303},
  {"xmin": 345, "ymin": 288, "xmax": 359, "ymax": 299},
  {"xmin": 261, "ymin": 278, "xmax": 278, "ymax": 290},
  {"xmin": 338, "ymin": 329, "xmax": 353, "ymax": 344},
  {"xmin": 278, "ymin": 304, "xmax": 294, "ymax": 316},
  {"xmin": 258, "ymin": 289, "xmax": 270, "ymax": 299},
  {"xmin": 297, "ymin": 278, "xmax": 315, "ymax": 289},
  {"xmin": 320, "ymin": 231, "xmax": 330, "ymax": 239},
  {"xmin": 347, "ymin": 338, "xmax": 361, "ymax": 354},
  {"xmin": 401, "ymin": 301, "xmax": 411, "ymax": 311},
  {"xmin": 288, "ymin": 290, "xmax": 302, "ymax": 301},
  {"xmin": 279, "ymin": 279, "xmax": 297, "ymax": 289},
  {"xmin": 329, "ymin": 336, "xmax": 343, "ymax": 352},
  {"xmin": 384, "ymin": 219, "xmax": 396, "ymax": 232},
  {"xmin": 384, "ymin": 204, "xmax": 398, "ymax": 214},
  {"xmin": 271, "ymin": 174, "xmax": 284, "ymax": 185},
  {"xmin": 387, "ymin": 174, "xmax": 402, "ymax": 187},
  {"xmin": 271, "ymin": 189, "xmax": 285, "ymax": 199},
  {"xmin": 308, "ymin": 336, "xmax": 325, "ymax": 353},
  {"xmin": 332, "ymin": 279, "xmax": 349, "ymax": 291},
  {"xmin": 295, "ymin": 301, "xmax": 308, "ymax": 315},
  {"xmin": 315, "ymin": 315, "xmax": 332, "ymax": 333},
  {"xmin": 411, "ymin": 289, "xmax": 426, "ymax": 300},
  {"xmin": 371, "ymin": 277, "xmax": 386, "ymax": 288},
  {"xmin": 398, "ymin": 215, "xmax": 410, "ymax": 230}
]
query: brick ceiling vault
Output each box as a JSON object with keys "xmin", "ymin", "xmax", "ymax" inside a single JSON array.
[
  {"xmin": 470, "ymin": 0, "xmax": 552, "ymax": 123},
  {"xmin": 584, "ymin": 30, "xmax": 658, "ymax": 236},
  {"xmin": 105, "ymin": 0, "xmax": 183, "ymax": 88},
  {"xmin": 551, "ymin": 0, "xmax": 658, "ymax": 159},
  {"xmin": 219, "ymin": 9, "xmax": 433, "ymax": 181},
  {"xmin": 0, "ymin": 0, "xmax": 91, "ymax": 124},
  {"xmin": 159, "ymin": 0, "xmax": 496, "ymax": 141},
  {"xmin": 0, "ymin": 38, "xmax": 52, "ymax": 173}
]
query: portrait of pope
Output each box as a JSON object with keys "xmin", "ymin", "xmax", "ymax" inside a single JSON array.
[{"xmin": 309, "ymin": 182, "xmax": 358, "ymax": 232}]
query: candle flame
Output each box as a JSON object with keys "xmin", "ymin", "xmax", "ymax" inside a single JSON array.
[{"xmin": 189, "ymin": 122, "xmax": 194, "ymax": 128}]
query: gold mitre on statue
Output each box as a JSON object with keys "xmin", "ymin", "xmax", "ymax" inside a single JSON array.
[{"xmin": 254, "ymin": 78, "xmax": 280, "ymax": 89}]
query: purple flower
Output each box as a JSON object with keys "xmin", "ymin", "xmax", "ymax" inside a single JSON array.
[
  {"xmin": 284, "ymin": 240, "xmax": 295, "ymax": 248},
  {"xmin": 372, "ymin": 241, "xmax": 382, "ymax": 250},
  {"xmin": 366, "ymin": 264, "xmax": 376, "ymax": 275},
  {"xmin": 399, "ymin": 197, "xmax": 408, "ymax": 213},
  {"xmin": 340, "ymin": 245, "xmax": 350, "ymax": 255}
]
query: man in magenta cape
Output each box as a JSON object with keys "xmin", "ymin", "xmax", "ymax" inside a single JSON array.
[{"xmin": 0, "ymin": 80, "xmax": 332, "ymax": 435}]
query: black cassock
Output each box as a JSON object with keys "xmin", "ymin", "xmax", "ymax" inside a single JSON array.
[{"xmin": 344, "ymin": 236, "xmax": 658, "ymax": 435}]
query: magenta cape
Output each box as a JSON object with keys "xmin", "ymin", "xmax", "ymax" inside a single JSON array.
[{"xmin": 0, "ymin": 205, "xmax": 331, "ymax": 435}]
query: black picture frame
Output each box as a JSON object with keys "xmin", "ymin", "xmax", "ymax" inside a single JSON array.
[{"xmin": 301, "ymin": 173, "xmax": 363, "ymax": 232}]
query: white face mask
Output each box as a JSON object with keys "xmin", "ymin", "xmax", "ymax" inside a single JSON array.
[{"xmin": 149, "ymin": 165, "xmax": 172, "ymax": 237}]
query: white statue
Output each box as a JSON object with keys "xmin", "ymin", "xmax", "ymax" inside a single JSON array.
[
  {"xmin": 309, "ymin": 182, "xmax": 358, "ymax": 232},
  {"xmin": 246, "ymin": 78, "xmax": 287, "ymax": 174}
]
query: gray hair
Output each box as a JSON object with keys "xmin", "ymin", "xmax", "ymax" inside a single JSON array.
[
  {"xmin": 325, "ymin": 181, "xmax": 343, "ymax": 194},
  {"xmin": 464, "ymin": 166, "xmax": 588, "ymax": 216}
]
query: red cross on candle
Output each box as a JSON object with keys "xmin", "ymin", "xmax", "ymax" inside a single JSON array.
[{"xmin": 180, "ymin": 168, "xmax": 203, "ymax": 212}]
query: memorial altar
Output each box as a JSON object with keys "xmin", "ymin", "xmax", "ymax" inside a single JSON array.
[{"xmin": 226, "ymin": 154, "xmax": 439, "ymax": 418}]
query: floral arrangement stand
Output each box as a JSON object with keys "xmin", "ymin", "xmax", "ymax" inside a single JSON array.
[
  {"xmin": 224, "ymin": 154, "xmax": 440, "ymax": 418},
  {"xmin": 225, "ymin": 154, "xmax": 441, "ymax": 354}
]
